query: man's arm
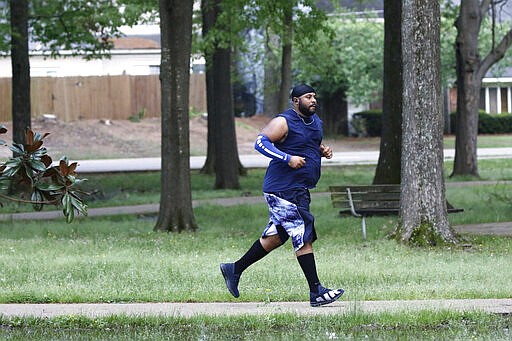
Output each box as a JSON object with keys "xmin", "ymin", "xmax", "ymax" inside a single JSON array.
[{"xmin": 254, "ymin": 116, "xmax": 305, "ymax": 169}]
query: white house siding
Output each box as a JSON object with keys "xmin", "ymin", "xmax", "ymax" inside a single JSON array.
[{"xmin": 0, "ymin": 49, "xmax": 162, "ymax": 77}]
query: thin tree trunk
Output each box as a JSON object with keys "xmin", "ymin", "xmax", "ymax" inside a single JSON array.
[
  {"xmin": 263, "ymin": 33, "xmax": 280, "ymax": 116},
  {"xmin": 277, "ymin": 4, "xmax": 293, "ymax": 112},
  {"xmin": 373, "ymin": 0, "xmax": 402, "ymax": 185},
  {"xmin": 10, "ymin": 0, "xmax": 31, "ymax": 146},
  {"xmin": 154, "ymin": 0, "xmax": 197, "ymax": 232},
  {"xmin": 201, "ymin": 0, "xmax": 216, "ymax": 175},
  {"xmin": 394, "ymin": 0, "xmax": 458, "ymax": 246}
]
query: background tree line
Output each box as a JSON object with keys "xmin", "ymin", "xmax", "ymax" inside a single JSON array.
[{"xmin": 2, "ymin": 0, "xmax": 512, "ymax": 245}]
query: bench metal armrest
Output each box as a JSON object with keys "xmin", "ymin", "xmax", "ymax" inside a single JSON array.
[
  {"xmin": 347, "ymin": 188, "xmax": 367, "ymax": 240},
  {"xmin": 347, "ymin": 188, "xmax": 361, "ymax": 218}
]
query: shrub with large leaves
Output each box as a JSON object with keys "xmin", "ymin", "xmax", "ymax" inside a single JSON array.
[{"xmin": 0, "ymin": 125, "xmax": 87, "ymax": 223}]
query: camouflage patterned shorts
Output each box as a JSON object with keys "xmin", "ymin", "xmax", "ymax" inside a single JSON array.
[{"xmin": 262, "ymin": 188, "xmax": 317, "ymax": 251}]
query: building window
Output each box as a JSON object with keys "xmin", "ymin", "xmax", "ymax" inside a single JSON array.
[{"xmin": 149, "ymin": 65, "xmax": 160, "ymax": 75}]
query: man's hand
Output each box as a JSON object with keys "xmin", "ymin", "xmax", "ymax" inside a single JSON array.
[
  {"xmin": 320, "ymin": 144, "xmax": 333, "ymax": 159},
  {"xmin": 288, "ymin": 155, "xmax": 306, "ymax": 169}
]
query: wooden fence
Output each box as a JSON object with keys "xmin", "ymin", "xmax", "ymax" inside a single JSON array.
[{"xmin": 0, "ymin": 74, "xmax": 206, "ymax": 122}]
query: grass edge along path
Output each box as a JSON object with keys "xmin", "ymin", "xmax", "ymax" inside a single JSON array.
[{"xmin": 0, "ymin": 310, "xmax": 511, "ymax": 340}]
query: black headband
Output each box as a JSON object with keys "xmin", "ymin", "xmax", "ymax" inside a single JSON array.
[{"xmin": 290, "ymin": 84, "xmax": 316, "ymax": 98}]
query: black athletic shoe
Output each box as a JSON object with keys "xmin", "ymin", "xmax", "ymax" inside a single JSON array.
[
  {"xmin": 310, "ymin": 285, "xmax": 344, "ymax": 307},
  {"xmin": 220, "ymin": 263, "xmax": 240, "ymax": 298}
]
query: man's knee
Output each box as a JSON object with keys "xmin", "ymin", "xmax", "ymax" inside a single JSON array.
[
  {"xmin": 296, "ymin": 241, "xmax": 313, "ymax": 256},
  {"xmin": 260, "ymin": 234, "xmax": 283, "ymax": 252}
]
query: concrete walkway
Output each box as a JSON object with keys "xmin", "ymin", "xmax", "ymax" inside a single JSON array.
[
  {"xmin": 2, "ymin": 299, "xmax": 512, "ymax": 318},
  {"xmin": 69, "ymin": 148, "xmax": 512, "ymax": 173}
]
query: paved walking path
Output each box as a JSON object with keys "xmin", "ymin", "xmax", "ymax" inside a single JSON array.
[
  {"xmin": 69, "ymin": 148, "xmax": 512, "ymax": 173},
  {"xmin": 2, "ymin": 299, "xmax": 512, "ymax": 318}
]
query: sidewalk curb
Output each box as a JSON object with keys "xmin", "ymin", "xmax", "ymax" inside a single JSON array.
[{"xmin": 1, "ymin": 299, "xmax": 512, "ymax": 318}]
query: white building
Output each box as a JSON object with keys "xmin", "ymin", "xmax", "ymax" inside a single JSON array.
[{"xmin": 0, "ymin": 25, "xmax": 204, "ymax": 77}]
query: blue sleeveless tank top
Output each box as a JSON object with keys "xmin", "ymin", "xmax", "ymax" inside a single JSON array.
[{"xmin": 262, "ymin": 109, "xmax": 323, "ymax": 192}]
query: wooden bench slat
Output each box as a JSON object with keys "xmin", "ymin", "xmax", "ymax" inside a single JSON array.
[
  {"xmin": 332, "ymin": 200, "xmax": 400, "ymax": 209},
  {"xmin": 330, "ymin": 185, "xmax": 400, "ymax": 193},
  {"xmin": 332, "ymin": 192, "xmax": 400, "ymax": 201},
  {"xmin": 339, "ymin": 208, "xmax": 399, "ymax": 215}
]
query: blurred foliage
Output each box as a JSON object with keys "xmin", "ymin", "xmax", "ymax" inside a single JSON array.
[{"xmin": 0, "ymin": 125, "xmax": 87, "ymax": 223}]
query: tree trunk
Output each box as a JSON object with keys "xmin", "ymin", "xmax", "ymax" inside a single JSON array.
[
  {"xmin": 373, "ymin": 0, "xmax": 402, "ymax": 185},
  {"xmin": 319, "ymin": 88, "xmax": 348, "ymax": 136},
  {"xmin": 263, "ymin": 33, "xmax": 281, "ymax": 116},
  {"xmin": 212, "ymin": 45, "xmax": 244, "ymax": 189},
  {"xmin": 154, "ymin": 0, "xmax": 197, "ymax": 232},
  {"xmin": 277, "ymin": 4, "xmax": 293, "ymax": 112},
  {"xmin": 452, "ymin": 0, "xmax": 512, "ymax": 178},
  {"xmin": 452, "ymin": 0, "xmax": 481, "ymax": 178},
  {"xmin": 200, "ymin": 0, "xmax": 216, "ymax": 175},
  {"xmin": 394, "ymin": 0, "xmax": 458, "ymax": 246},
  {"xmin": 10, "ymin": 0, "xmax": 31, "ymax": 146},
  {"xmin": 201, "ymin": 0, "xmax": 245, "ymax": 188},
  {"xmin": 200, "ymin": 63, "xmax": 216, "ymax": 175}
]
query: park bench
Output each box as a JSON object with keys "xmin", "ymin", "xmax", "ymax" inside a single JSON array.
[{"xmin": 329, "ymin": 184, "xmax": 464, "ymax": 240}]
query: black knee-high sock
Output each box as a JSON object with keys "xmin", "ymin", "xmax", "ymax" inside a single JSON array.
[
  {"xmin": 234, "ymin": 240, "xmax": 268, "ymax": 275},
  {"xmin": 297, "ymin": 253, "xmax": 321, "ymax": 293}
]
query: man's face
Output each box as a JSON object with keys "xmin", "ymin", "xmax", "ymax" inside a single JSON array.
[{"xmin": 296, "ymin": 92, "xmax": 317, "ymax": 116}]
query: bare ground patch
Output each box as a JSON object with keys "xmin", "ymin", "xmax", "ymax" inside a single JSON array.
[{"xmin": 1, "ymin": 115, "xmax": 379, "ymax": 160}]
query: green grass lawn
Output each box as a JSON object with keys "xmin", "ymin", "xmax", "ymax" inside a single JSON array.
[
  {"xmin": 1, "ymin": 159, "xmax": 511, "ymax": 303},
  {"xmin": 1, "ymin": 158, "xmax": 512, "ymax": 339}
]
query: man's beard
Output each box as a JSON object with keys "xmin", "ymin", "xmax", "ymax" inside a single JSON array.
[{"xmin": 298, "ymin": 101, "xmax": 316, "ymax": 117}]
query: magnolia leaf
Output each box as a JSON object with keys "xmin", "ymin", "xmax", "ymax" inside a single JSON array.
[
  {"xmin": 68, "ymin": 162, "xmax": 78, "ymax": 174},
  {"xmin": 31, "ymin": 190, "xmax": 44, "ymax": 211},
  {"xmin": 1, "ymin": 165, "xmax": 20, "ymax": 177},
  {"xmin": 36, "ymin": 183, "xmax": 64, "ymax": 191},
  {"xmin": 41, "ymin": 155, "xmax": 53, "ymax": 167},
  {"xmin": 70, "ymin": 194, "xmax": 87, "ymax": 216},
  {"xmin": 30, "ymin": 160, "xmax": 48, "ymax": 172},
  {"xmin": 9, "ymin": 144, "xmax": 25, "ymax": 155},
  {"xmin": 25, "ymin": 140, "xmax": 44, "ymax": 152},
  {"xmin": 72, "ymin": 178, "xmax": 88, "ymax": 186},
  {"xmin": 59, "ymin": 159, "xmax": 69, "ymax": 176},
  {"xmin": 26, "ymin": 129, "xmax": 35, "ymax": 145}
]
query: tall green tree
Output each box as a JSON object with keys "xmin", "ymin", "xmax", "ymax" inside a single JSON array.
[
  {"xmin": 452, "ymin": 0, "xmax": 512, "ymax": 178},
  {"xmin": 154, "ymin": 0, "xmax": 197, "ymax": 232},
  {"xmin": 394, "ymin": 0, "xmax": 458, "ymax": 245}
]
